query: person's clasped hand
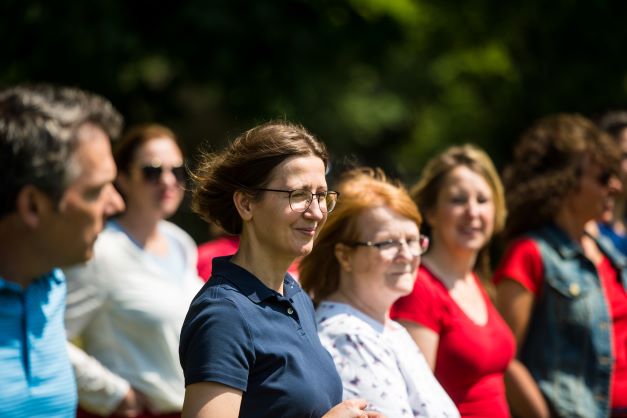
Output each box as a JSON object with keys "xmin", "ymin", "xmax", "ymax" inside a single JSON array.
[
  {"xmin": 113, "ymin": 386, "xmax": 148, "ymax": 417},
  {"xmin": 323, "ymin": 399, "xmax": 388, "ymax": 418}
]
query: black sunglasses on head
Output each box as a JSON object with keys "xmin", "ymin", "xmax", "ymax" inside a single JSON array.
[{"xmin": 140, "ymin": 164, "xmax": 186, "ymax": 184}]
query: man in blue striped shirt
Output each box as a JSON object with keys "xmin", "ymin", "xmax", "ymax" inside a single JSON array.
[{"xmin": 0, "ymin": 85, "xmax": 125, "ymax": 417}]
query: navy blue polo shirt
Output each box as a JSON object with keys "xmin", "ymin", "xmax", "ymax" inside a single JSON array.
[{"xmin": 180, "ymin": 256, "xmax": 342, "ymax": 418}]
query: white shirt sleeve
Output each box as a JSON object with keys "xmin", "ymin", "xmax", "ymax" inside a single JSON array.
[
  {"xmin": 64, "ymin": 222, "xmax": 203, "ymax": 413},
  {"xmin": 64, "ymin": 260, "xmax": 129, "ymax": 415},
  {"xmin": 67, "ymin": 342, "xmax": 129, "ymax": 415}
]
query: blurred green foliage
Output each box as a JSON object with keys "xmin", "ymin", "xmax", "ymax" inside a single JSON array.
[{"xmin": 2, "ymin": 0, "xmax": 627, "ymax": 239}]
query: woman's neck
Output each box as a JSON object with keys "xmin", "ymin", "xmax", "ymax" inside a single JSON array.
[
  {"xmin": 327, "ymin": 284, "xmax": 391, "ymax": 326},
  {"xmin": 230, "ymin": 236, "xmax": 293, "ymax": 295},
  {"xmin": 553, "ymin": 208, "xmax": 586, "ymax": 242},
  {"xmin": 116, "ymin": 210, "xmax": 161, "ymax": 248},
  {"xmin": 422, "ymin": 242, "xmax": 476, "ymax": 287}
]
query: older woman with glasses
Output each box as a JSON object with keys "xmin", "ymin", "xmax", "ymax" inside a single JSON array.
[
  {"xmin": 390, "ymin": 145, "xmax": 522, "ymax": 418},
  {"xmin": 300, "ymin": 168, "xmax": 459, "ymax": 418},
  {"xmin": 179, "ymin": 122, "xmax": 384, "ymax": 418},
  {"xmin": 64, "ymin": 124, "xmax": 203, "ymax": 418}
]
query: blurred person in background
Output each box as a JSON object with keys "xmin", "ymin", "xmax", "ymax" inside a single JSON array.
[
  {"xmin": 0, "ymin": 84, "xmax": 124, "ymax": 417},
  {"xmin": 390, "ymin": 145, "xmax": 542, "ymax": 418},
  {"xmin": 64, "ymin": 123, "xmax": 203, "ymax": 417},
  {"xmin": 596, "ymin": 110, "xmax": 627, "ymax": 255},
  {"xmin": 196, "ymin": 224, "xmax": 239, "ymax": 280},
  {"xmin": 494, "ymin": 114, "xmax": 627, "ymax": 418},
  {"xmin": 300, "ymin": 167, "xmax": 460, "ymax": 418},
  {"xmin": 179, "ymin": 121, "xmax": 384, "ymax": 418}
]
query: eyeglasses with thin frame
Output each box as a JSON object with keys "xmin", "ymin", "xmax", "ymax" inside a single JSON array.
[
  {"xmin": 140, "ymin": 164, "xmax": 186, "ymax": 184},
  {"xmin": 346, "ymin": 235, "xmax": 429, "ymax": 258},
  {"xmin": 254, "ymin": 188, "xmax": 339, "ymax": 213}
]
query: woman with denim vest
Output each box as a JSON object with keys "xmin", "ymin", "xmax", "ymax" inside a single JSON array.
[{"xmin": 493, "ymin": 114, "xmax": 627, "ymax": 418}]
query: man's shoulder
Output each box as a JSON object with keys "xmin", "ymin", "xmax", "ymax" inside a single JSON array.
[{"xmin": 1, "ymin": 268, "xmax": 65, "ymax": 295}]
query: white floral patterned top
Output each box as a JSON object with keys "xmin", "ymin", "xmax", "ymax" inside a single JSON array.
[{"xmin": 316, "ymin": 302, "xmax": 460, "ymax": 418}]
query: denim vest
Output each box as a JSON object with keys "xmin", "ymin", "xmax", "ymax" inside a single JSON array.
[{"xmin": 522, "ymin": 224, "xmax": 627, "ymax": 418}]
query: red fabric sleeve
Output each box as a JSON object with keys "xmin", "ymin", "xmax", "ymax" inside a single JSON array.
[
  {"xmin": 493, "ymin": 238, "xmax": 544, "ymax": 296},
  {"xmin": 390, "ymin": 266, "xmax": 445, "ymax": 334}
]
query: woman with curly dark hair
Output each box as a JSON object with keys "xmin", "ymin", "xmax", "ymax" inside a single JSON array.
[{"xmin": 493, "ymin": 114, "xmax": 627, "ymax": 418}]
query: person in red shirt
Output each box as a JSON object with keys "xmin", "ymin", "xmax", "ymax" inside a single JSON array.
[
  {"xmin": 197, "ymin": 226, "xmax": 240, "ymax": 280},
  {"xmin": 391, "ymin": 144, "xmax": 543, "ymax": 418},
  {"xmin": 494, "ymin": 114, "xmax": 627, "ymax": 418}
]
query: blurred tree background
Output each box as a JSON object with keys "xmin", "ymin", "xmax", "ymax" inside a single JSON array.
[{"xmin": 2, "ymin": 0, "xmax": 627, "ymax": 241}]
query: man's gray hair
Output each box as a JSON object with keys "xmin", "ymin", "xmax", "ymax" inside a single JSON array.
[{"xmin": 0, "ymin": 84, "xmax": 123, "ymax": 218}]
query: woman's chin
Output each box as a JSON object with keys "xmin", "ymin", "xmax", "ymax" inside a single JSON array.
[{"xmin": 294, "ymin": 241, "xmax": 315, "ymax": 257}]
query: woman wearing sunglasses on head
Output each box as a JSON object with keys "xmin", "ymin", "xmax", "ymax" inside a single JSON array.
[
  {"xmin": 64, "ymin": 123, "xmax": 203, "ymax": 418},
  {"xmin": 300, "ymin": 167, "xmax": 459, "ymax": 418},
  {"xmin": 390, "ymin": 145, "xmax": 529, "ymax": 418},
  {"xmin": 179, "ymin": 122, "xmax": 385, "ymax": 418}
]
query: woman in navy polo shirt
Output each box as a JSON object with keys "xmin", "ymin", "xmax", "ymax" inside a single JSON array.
[{"xmin": 179, "ymin": 121, "xmax": 384, "ymax": 418}]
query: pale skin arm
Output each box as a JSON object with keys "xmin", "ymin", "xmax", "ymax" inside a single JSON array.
[
  {"xmin": 323, "ymin": 399, "xmax": 387, "ymax": 418},
  {"xmin": 182, "ymin": 383, "xmax": 386, "ymax": 418},
  {"xmin": 496, "ymin": 280, "xmax": 551, "ymax": 418},
  {"xmin": 396, "ymin": 320, "xmax": 439, "ymax": 371},
  {"xmin": 182, "ymin": 382, "xmax": 242, "ymax": 418}
]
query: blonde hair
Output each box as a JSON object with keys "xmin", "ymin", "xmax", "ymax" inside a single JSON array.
[{"xmin": 412, "ymin": 144, "xmax": 505, "ymax": 283}]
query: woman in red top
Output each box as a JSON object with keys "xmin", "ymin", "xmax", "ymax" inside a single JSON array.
[
  {"xmin": 493, "ymin": 114, "xmax": 627, "ymax": 418},
  {"xmin": 391, "ymin": 144, "xmax": 543, "ymax": 418}
]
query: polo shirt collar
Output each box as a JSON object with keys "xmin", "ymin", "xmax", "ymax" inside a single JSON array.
[
  {"xmin": 0, "ymin": 268, "xmax": 63, "ymax": 292},
  {"xmin": 212, "ymin": 256, "xmax": 302, "ymax": 303}
]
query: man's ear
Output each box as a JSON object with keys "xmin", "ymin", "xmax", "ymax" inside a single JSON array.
[
  {"xmin": 233, "ymin": 190, "xmax": 254, "ymax": 222},
  {"xmin": 334, "ymin": 242, "xmax": 353, "ymax": 272},
  {"xmin": 15, "ymin": 185, "xmax": 53, "ymax": 228}
]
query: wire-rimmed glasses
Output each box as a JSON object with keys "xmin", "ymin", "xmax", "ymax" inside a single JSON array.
[
  {"xmin": 254, "ymin": 188, "xmax": 340, "ymax": 213},
  {"xmin": 346, "ymin": 235, "xmax": 429, "ymax": 258}
]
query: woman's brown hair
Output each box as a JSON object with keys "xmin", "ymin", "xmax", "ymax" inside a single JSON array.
[
  {"xmin": 503, "ymin": 114, "xmax": 619, "ymax": 239},
  {"xmin": 114, "ymin": 123, "xmax": 181, "ymax": 173},
  {"xmin": 191, "ymin": 121, "xmax": 328, "ymax": 235}
]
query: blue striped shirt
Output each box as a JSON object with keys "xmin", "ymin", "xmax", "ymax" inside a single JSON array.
[{"xmin": 0, "ymin": 268, "xmax": 77, "ymax": 417}]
